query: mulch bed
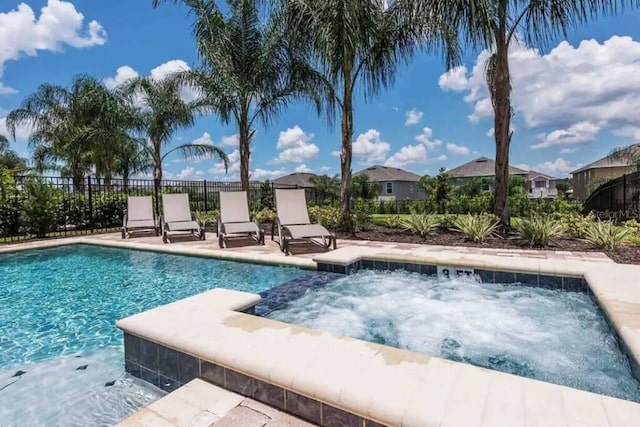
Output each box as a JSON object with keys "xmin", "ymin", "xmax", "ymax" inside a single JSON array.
[{"xmin": 333, "ymin": 225, "xmax": 640, "ymax": 265}]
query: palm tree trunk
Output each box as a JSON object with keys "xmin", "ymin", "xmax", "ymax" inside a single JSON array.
[
  {"xmin": 340, "ymin": 84, "xmax": 354, "ymax": 231},
  {"xmin": 239, "ymin": 127, "xmax": 250, "ymax": 192},
  {"xmin": 153, "ymin": 141, "xmax": 162, "ymax": 216},
  {"xmin": 493, "ymin": 37, "xmax": 512, "ymax": 230}
]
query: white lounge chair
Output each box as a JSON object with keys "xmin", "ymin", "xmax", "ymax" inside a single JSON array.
[
  {"xmin": 161, "ymin": 193, "xmax": 205, "ymax": 243},
  {"xmin": 122, "ymin": 196, "xmax": 159, "ymax": 239},
  {"xmin": 217, "ymin": 191, "xmax": 265, "ymax": 248},
  {"xmin": 272, "ymin": 189, "xmax": 336, "ymax": 255}
]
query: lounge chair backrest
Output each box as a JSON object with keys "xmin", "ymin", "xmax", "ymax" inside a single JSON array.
[
  {"xmin": 162, "ymin": 193, "xmax": 192, "ymax": 223},
  {"xmin": 220, "ymin": 191, "xmax": 251, "ymax": 224},
  {"xmin": 127, "ymin": 196, "xmax": 154, "ymax": 221},
  {"xmin": 275, "ymin": 189, "xmax": 311, "ymax": 225}
]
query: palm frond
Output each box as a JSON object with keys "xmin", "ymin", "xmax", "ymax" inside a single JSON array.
[{"xmin": 163, "ymin": 143, "xmax": 229, "ymax": 172}]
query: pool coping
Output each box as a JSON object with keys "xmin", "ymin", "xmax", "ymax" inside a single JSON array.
[
  {"xmin": 117, "ymin": 246, "xmax": 640, "ymax": 426},
  {"xmin": 0, "ymin": 236, "xmax": 316, "ymax": 270}
]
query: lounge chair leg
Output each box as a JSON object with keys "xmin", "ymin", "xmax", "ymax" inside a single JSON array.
[
  {"xmin": 200, "ymin": 229, "xmax": 206, "ymax": 240},
  {"xmin": 121, "ymin": 229, "xmax": 126, "ymax": 239},
  {"xmin": 218, "ymin": 234, "xmax": 224, "ymax": 248},
  {"xmin": 332, "ymin": 236, "xmax": 337, "ymax": 250},
  {"xmin": 155, "ymin": 227, "xmax": 160, "ymax": 236},
  {"xmin": 260, "ymin": 230, "xmax": 265, "ymax": 245},
  {"xmin": 163, "ymin": 231, "xmax": 168, "ymax": 244}
]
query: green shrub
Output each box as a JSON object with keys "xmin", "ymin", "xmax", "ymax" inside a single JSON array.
[
  {"xmin": 433, "ymin": 214, "xmax": 458, "ymax": 229},
  {"xmin": 554, "ymin": 212, "xmax": 596, "ymax": 239},
  {"xmin": 401, "ymin": 212, "xmax": 439, "ymax": 237},
  {"xmin": 196, "ymin": 210, "xmax": 219, "ymax": 227},
  {"xmin": 253, "ymin": 208, "xmax": 275, "ymax": 224},
  {"xmin": 352, "ymin": 201, "xmax": 373, "ymax": 232},
  {"xmin": 308, "ymin": 206, "xmax": 341, "ymax": 229},
  {"xmin": 517, "ymin": 216, "xmax": 565, "ymax": 247},
  {"xmin": 93, "ymin": 193, "xmax": 127, "ymax": 228},
  {"xmin": 624, "ymin": 219, "xmax": 640, "ymax": 235},
  {"xmin": 585, "ymin": 220, "xmax": 629, "ymax": 250},
  {"xmin": 453, "ymin": 214, "xmax": 500, "ymax": 243},
  {"xmin": 20, "ymin": 176, "xmax": 60, "ymax": 237},
  {"xmin": 384, "ymin": 214, "xmax": 403, "ymax": 228}
]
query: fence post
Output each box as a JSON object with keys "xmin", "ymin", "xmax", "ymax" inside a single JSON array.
[
  {"xmin": 203, "ymin": 180, "xmax": 208, "ymax": 212},
  {"xmin": 87, "ymin": 176, "xmax": 94, "ymax": 233},
  {"xmin": 623, "ymin": 174, "xmax": 627, "ymax": 216}
]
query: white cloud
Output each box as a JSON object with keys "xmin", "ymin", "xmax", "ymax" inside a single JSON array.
[
  {"xmin": 560, "ymin": 148, "xmax": 578, "ymax": 154},
  {"xmin": 404, "ymin": 108, "xmax": 423, "ymax": 126},
  {"xmin": 0, "ymin": 0, "xmax": 107, "ymax": 94},
  {"xmin": 192, "ymin": 132, "xmax": 213, "ymax": 145},
  {"xmin": 273, "ymin": 125, "xmax": 319, "ymax": 163},
  {"xmin": 447, "ymin": 143, "xmax": 470, "ymax": 156},
  {"xmin": 221, "ymin": 134, "xmax": 239, "ymax": 147},
  {"xmin": 535, "ymin": 158, "xmax": 582, "ymax": 176},
  {"xmin": 613, "ymin": 125, "xmax": 640, "ymax": 143},
  {"xmin": 176, "ymin": 166, "xmax": 204, "ymax": 180},
  {"xmin": 319, "ymin": 166, "xmax": 331, "ymax": 173},
  {"xmin": 251, "ymin": 168, "xmax": 287, "ymax": 180},
  {"xmin": 352, "ymin": 129, "xmax": 390, "ymax": 163},
  {"xmin": 149, "ymin": 59, "xmax": 189, "ymax": 81},
  {"xmin": 414, "ymin": 127, "xmax": 442, "ymax": 150},
  {"xmin": 0, "ymin": 116, "xmax": 32, "ymax": 140},
  {"xmin": 209, "ymin": 149, "xmax": 240, "ymax": 176},
  {"xmin": 103, "ymin": 65, "xmax": 138, "ymax": 90},
  {"xmin": 384, "ymin": 144, "xmax": 427, "ymax": 168},
  {"xmin": 486, "ymin": 124, "xmax": 517, "ymax": 138},
  {"xmin": 532, "ymin": 121, "xmax": 600, "ymax": 149},
  {"xmin": 439, "ymin": 36, "xmax": 640, "ymax": 138},
  {"xmin": 294, "ymin": 164, "xmax": 313, "ymax": 173},
  {"xmin": 434, "ymin": 154, "xmax": 447, "ymax": 162}
]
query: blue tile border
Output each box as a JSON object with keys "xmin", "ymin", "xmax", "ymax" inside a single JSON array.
[
  {"xmin": 318, "ymin": 258, "xmax": 589, "ymax": 293},
  {"xmin": 123, "ymin": 333, "xmax": 387, "ymax": 427}
]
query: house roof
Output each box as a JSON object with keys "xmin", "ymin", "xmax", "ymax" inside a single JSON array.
[
  {"xmin": 271, "ymin": 172, "xmax": 317, "ymax": 187},
  {"xmin": 528, "ymin": 170, "xmax": 556, "ymax": 181},
  {"xmin": 570, "ymin": 144, "xmax": 640, "ymax": 174},
  {"xmin": 446, "ymin": 156, "xmax": 528, "ymax": 178},
  {"xmin": 353, "ymin": 165, "xmax": 423, "ymax": 182}
]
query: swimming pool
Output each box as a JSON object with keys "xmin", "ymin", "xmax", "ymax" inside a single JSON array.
[
  {"xmin": 0, "ymin": 244, "xmax": 303, "ymax": 425},
  {"xmin": 268, "ymin": 269, "xmax": 640, "ymax": 402}
]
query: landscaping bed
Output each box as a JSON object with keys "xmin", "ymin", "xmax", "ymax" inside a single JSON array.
[{"xmin": 334, "ymin": 225, "xmax": 640, "ymax": 265}]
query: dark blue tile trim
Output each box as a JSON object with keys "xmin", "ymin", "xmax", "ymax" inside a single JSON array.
[{"xmin": 255, "ymin": 272, "xmax": 343, "ymax": 316}]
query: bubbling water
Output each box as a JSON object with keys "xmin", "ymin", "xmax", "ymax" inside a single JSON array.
[{"xmin": 268, "ymin": 270, "xmax": 640, "ymax": 402}]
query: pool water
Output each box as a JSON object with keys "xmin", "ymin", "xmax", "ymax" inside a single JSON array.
[
  {"xmin": 268, "ymin": 270, "xmax": 640, "ymax": 402},
  {"xmin": 0, "ymin": 244, "xmax": 303, "ymax": 368}
]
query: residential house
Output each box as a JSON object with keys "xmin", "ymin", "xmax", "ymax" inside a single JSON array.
[
  {"xmin": 527, "ymin": 170, "xmax": 558, "ymax": 199},
  {"xmin": 271, "ymin": 172, "xmax": 317, "ymax": 188},
  {"xmin": 571, "ymin": 145, "xmax": 639, "ymax": 201},
  {"xmin": 353, "ymin": 165, "xmax": 426, "ymax": 201},
  {"xmin": 447, "ymin": 156, "xmax": 558, "ymax": 198}
]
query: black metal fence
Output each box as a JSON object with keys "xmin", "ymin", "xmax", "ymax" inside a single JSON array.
[
  {"xmin": 583, "ymin": 171, "xmax": 640, "ymax": 221},
  {"xmin": 0, "ymin": 175, "xmax": 339, "ymax": 243}
]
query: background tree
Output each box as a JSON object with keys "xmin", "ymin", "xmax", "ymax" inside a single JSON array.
[
  {"xmin": 6, "ymin": 75, "xmax": 106, "ymax": 189},
  {"xmin": 407, "ymin": 0, "xmax": 638, "ymax": 229},
  {"xmin": 0, "ymin": 135, "xmax": 28, "ymax": 171},
  {"xmin": 310, "ymin": 174, "xmax": 341, "ymax": 198},
  {"xmin": 153, "ymin": 0, "xmax": 325, "ymax": 192},
  {"xmin": 351, "ymin": 174, "xmax": 380, "ymax": 201},
  {"xmin": 120, "ymin": 76, "xmax": 228, "ymax": 212},
  {"xmin": 282, "ymin": 0, "xmax": 458, "ymax": 228}
]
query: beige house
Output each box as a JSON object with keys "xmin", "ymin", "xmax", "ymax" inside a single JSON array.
[
  {"xmin": 571, "ymin": 145, "xmax": 639, "ymax": 201},
  {"xmin": 353, "ymin": 165, "xmax": 426, "ymax": 201},
  {"xmin": 447, "ymin": 156, "xmax": 558, "ymax": 198}
]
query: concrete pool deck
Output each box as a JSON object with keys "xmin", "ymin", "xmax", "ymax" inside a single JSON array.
[{"xmin": 2, "ymin": 234, "xmax": 639, "ymax": 426}]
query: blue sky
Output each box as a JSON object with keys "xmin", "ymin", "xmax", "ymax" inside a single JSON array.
[{"xmin": 1, "ymin": 0, "xmax": 639, "ymax": 181}]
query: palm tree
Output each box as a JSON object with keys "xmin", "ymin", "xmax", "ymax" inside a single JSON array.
[
  {"xmin": 0, "ymin": 134, "xmax": 7, "ymax": 149},
  {"xmin": 281, "ymin": 0, "xmax": 458, "ymax": 228},
  {"xmin": 6, "ymin": 75, "xmax": 104, "ymax": 189},
  {"xmin": 152, "ymin": 0, "xmax": 326, "ymax": 192},
  {"xmin": 310, "ymin": 174, "xmax": 340, "ymax": 197},
  {"xmin": 119, "ymin": 76, "xmax": 228, "ymax": 212},
  {"xmin": 406, "ymin": 0, "xmax": 638, "ymax": 228},
  {"xmin": 0, "ymin": 134, "xmax": 27, "ymax": 171}
]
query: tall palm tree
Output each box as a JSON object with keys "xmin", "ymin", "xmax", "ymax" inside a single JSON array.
[
  {"xmin": 119, "ymin": 76, "xmax": 228, "ymax": 212},
  {"xmin": 0, "ymin": 134, "xmax": 27, "ymax": 171},
  {"xmin": 0, "ymin": 134, "xmax": 7, "ymax": 149},
  {"xmin": 6, "ymin": 75, "xmax": 104, "ymax": 189},
  {"xmin": 406, "ymin": 0, "xmax": 638, "ymax": 228},
  {"xmin": 152, "ymin": 0, "xmax": 327, "ymax": 192},
  {"xmin": 310, "ymin": 174, "xmax": 340, "ymax": 197},
  {"xmin": 281, "ymin": 0, "xmax": 458, "ymax": 228}
]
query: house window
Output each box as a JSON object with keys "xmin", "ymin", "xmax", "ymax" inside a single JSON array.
[
  {"xmin": 481, "ymin": 183, "xmax": 491, "ymax": 192},
  {"xmin": 385, "ymin": 182, "xmax": 393, "ymax": 194},
  {"xmin": 535, "ymin": 180, "xmax": 546, "ymax": 188}
]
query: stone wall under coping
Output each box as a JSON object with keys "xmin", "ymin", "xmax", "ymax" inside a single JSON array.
[{"xmin": 123, "ymin": 333, "xmax": 387, "ymax": 427}]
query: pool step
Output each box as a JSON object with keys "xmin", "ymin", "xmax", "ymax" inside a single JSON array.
[{"xmin": 116, "ymin": 378, "xmax": 316, "ymax": 427}]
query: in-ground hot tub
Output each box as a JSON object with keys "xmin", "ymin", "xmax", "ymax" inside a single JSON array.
[{"xmin": 266, "ymin": 269, "xmax": 640, "ymax": 402}]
